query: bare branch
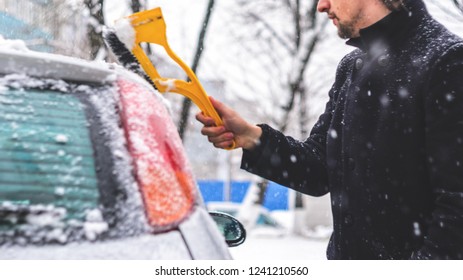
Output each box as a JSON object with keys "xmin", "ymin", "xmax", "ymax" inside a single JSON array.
[
  {"xmin": 294, "ymin": 0, "xmax": 301, "ymax": 48},
  {"xmin": 247, "ymin": 12, "xmax": 295, "ymax": 54},
  {"xmin": 178, "ymin": 0, "xmax": 216, "ymax": 140}
]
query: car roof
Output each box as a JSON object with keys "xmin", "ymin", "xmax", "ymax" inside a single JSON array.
[
  {"xmin": 0, "ymin": 48, "xmax": 115, "ymax": 84},
  {"xmin": 0, "ymin": 46, "xmax": 163, "ymax": 103}
]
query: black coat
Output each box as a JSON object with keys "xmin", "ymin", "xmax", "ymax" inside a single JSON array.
[{"xmin": 241, "ymin": 0, "xmax": 463, "ymax": 259}]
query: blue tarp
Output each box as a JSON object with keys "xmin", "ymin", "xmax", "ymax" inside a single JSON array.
[
  {"xmin": 0, "ymin": 12, "xmax": 53, "ymax": 52},
  {"xmin": 198, "ymin": 180, "xmax": 224, "ymax": 202},
  {"xmin": 198, "ymin": 180, "xmax": 289, "ymax": 211}
]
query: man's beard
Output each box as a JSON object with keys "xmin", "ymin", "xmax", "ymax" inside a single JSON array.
[
  {"xmin": 335, "ymin": 15, "xmax": 362, "ymax": 39},
  {"xmin": 337, "ymin": 23, "xmax": 356, "ymax": 39}
]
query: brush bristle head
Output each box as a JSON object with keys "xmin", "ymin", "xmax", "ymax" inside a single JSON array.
[{"xmin": 103, "ymin": 28, "xmax": 157, "ymax": 90}]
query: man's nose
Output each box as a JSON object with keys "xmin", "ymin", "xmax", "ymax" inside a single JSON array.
[{"xmin": 317, "ymin": 0, "xmax": 330, "ymax": 13}]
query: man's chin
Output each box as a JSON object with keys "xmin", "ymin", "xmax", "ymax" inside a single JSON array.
[
  {"xmin": 337, "ymin": 25, "xmax": 356, "ymax": 39},
  {"xmin": 337, "ymin": 33, "xmax": 347, "ymax": 39},
  {"xmin": 337, "ymin": 30, "xmax": 351, "ymax": 39}
]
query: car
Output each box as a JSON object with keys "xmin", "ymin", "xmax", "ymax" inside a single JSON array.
[{"xmin": 0, "ymin": 39, "xmax": 245, "ymax": 259}]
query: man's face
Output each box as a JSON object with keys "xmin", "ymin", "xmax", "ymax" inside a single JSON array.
[{"xmin": 317, "ymin": 0, "xmax": 369, "ymax": 39}]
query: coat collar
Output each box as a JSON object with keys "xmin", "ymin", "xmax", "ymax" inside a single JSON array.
[{"xmin": 346, "ymin": 0, "xmax": 428, "ymax": 53}]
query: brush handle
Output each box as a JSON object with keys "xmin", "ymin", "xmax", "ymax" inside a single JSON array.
[
  {"xmin": 128, "ymin": 7, "xmax": 235, "ymax": 149},
  {"xmin": 132, "ymin": 45, "xmax": 235, "ymax": 149}
]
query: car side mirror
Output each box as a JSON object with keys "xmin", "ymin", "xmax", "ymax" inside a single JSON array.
[{"xmin": 209, "ymin": 211, "xmax": 246, "ymax": 247}]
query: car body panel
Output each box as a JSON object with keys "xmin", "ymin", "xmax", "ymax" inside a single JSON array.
[
  {"xmin": 0, "ymin": 230, "xmax": 191, "ymax": 260},
  {"xmin": 179, "ymin": 207, "xmax": 232, "ymax": 259}
]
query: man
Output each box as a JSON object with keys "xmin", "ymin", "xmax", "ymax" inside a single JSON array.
[{"xmin": 196, "ymin": 0, "xmax": 463, "ymax": 259}]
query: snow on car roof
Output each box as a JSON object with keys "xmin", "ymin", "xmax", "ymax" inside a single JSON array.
[
  {"xmin": 0, "ymin": 37, "xmax": 170, "ymax": 107},
  {"xmin": 0, "ymin": 36, "xmax": 130, "ymax": 85},
  {"xmin": 0, "ymin": 42, "xmax": 112, "ymax": 84}
]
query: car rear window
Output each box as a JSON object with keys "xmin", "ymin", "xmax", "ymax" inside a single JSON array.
[
  {"xmin": 0, "ymin": 88, "xmax": 99, "ymax": 219},
  {"xmin": 0, "ymin": 86, "xmax": 107, "ymax": 244}
]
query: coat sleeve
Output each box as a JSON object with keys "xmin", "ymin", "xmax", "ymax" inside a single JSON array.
[
  {"xmin": 240, "ymin": 88, "xmax": 336, "ymax": 197},
  {"xmin": 412, "ymin": 43, "xmax": 463, "ymax": 259}
]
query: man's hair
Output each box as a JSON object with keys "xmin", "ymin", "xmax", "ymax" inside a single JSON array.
[{"xmin": 381, "ymin": 0, "xmax": 405, "ymax": 10}]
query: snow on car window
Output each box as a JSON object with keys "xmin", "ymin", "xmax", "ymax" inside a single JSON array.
[
  {"xmin": 0, "ymin": 74, "xmax": 69, "ymax": 92},
  {"xmin": 0, "ymin": 203, "xmax": 109, "ymax": 245},
  {"xmin": 0, "ymin": 75, "xmax": 107, "ymax": 245},
  {"xmin": 0, "ymin": 74, "xmax": 150, "ymax": 245}
]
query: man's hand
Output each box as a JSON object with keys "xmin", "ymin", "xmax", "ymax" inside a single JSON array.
[{"xmin": 195, "ymin": 97, "xmax": 262, "ymax": 150}]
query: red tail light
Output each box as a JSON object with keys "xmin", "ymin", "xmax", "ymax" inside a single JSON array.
[{"xmin": 117, "ymin": 78, "xmax": 196, "ymax": 230}]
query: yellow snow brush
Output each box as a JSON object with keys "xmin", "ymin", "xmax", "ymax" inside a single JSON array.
[{"xmin": 104, "ymin": 7, "xmax": 235, "ymax": 149}]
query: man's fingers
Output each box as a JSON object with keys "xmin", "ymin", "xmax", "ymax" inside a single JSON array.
[
  {"xmin": 213, "ymin": 139, "xmax": 235, "ymax": 149},
  {"xmin": 196, "ymin": 112, "xmax": 215, "ymax": 126},
  {"xmin": 197, "ymin": 98, "xmax": 239, "ymax": 149},
  {"xmin": 207, "ymin": 132, "xmax": 234, "ymax": 144},
  {"xmin": 201, "ymin": 125, "xmax": 226, "ymax": 137}
]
